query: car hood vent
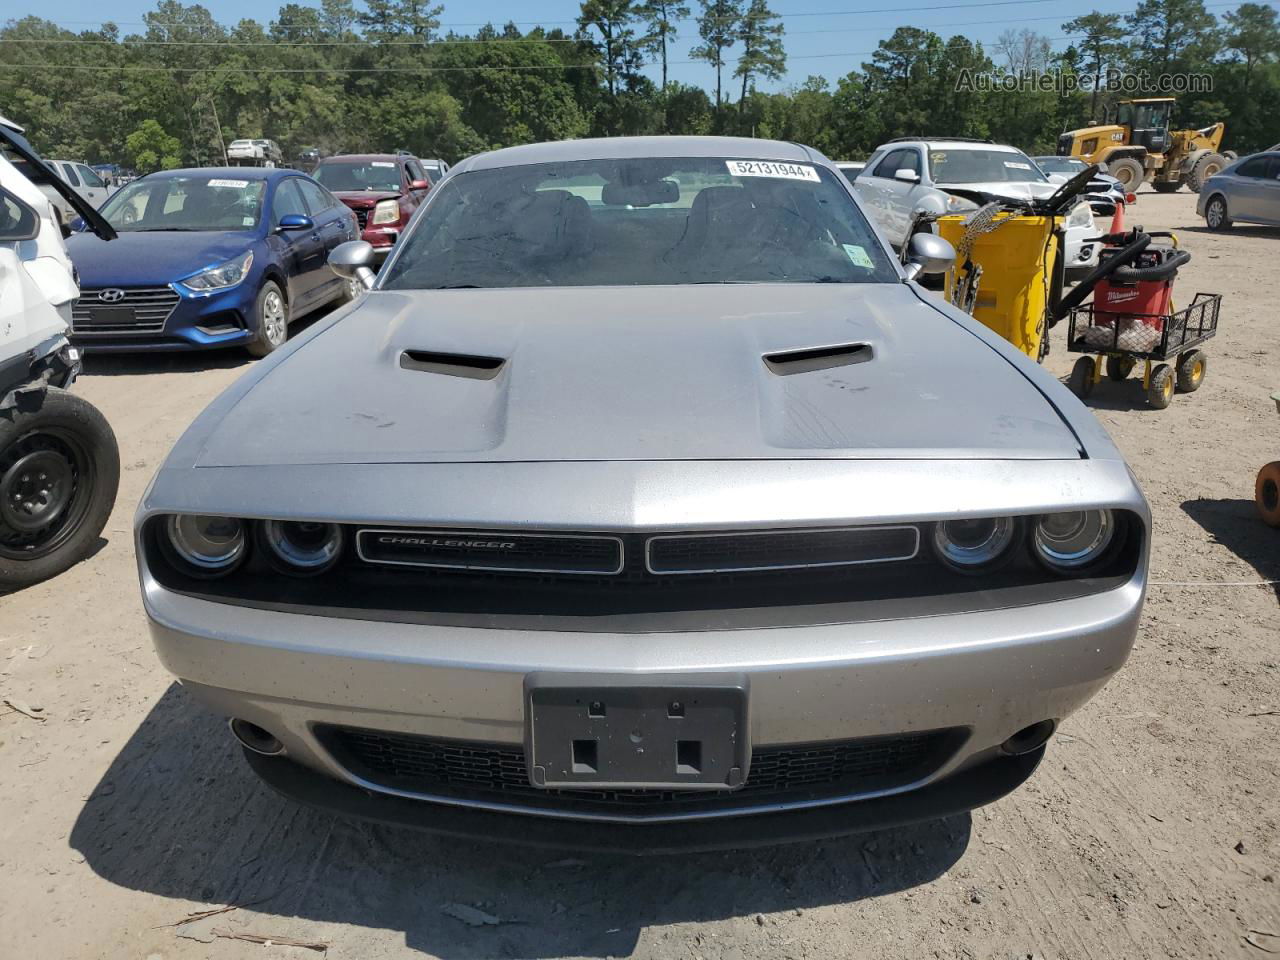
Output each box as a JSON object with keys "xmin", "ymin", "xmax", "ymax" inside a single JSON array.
[
  {"xmin": 400, "ymin": 349, "xmax": 506, "ymax": 380},
  {"xmin": 764, "ymin": 342, "xmax": 872, "ymax": 375}
]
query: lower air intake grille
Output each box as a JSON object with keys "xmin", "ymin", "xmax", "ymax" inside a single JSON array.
[
  {"xmin": 317, "ymin": 726, "xmax": 962, "ymax": 818},
  {"xmin": 647, "ymin": 526, "xmax": 919, "ymax": 574}
]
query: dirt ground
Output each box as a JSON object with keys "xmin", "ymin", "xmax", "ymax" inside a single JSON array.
[{"xmin": 1, "ymin": 189, "xmax": 1277, "ymax": 960}]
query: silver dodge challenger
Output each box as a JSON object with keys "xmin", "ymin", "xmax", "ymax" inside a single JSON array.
[{"xmin": 137, "ymin": 136, "xmax": 1148, "ymax": 851}]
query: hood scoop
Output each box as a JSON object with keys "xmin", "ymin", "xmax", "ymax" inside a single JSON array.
[
  {"xmin": 764, "ymin": 342, "xmax": 873, "ymax": 376},
  {"xmin": 400, "ymin": 349, "xmax": 506, "ymax": 380}
]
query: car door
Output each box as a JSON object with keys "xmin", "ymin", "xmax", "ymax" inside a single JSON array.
[
  {"xmin": 864, "ymin": 149, "xmax": 921, "ymax": 248},
  {"xmin": 298, "ymin": 177, "xmax": 354, "ymax": 298},
  {"xmin": 1228, "ymin": 155, "xmax": 1270, "ymax": 221},
  {"xmin": 271, "ymin": 177, "xmax": 325, "ymax": 307},
  {"xmin": 74, "ymin": 164, "xmax": 111, "ymax": 207},
  {"xmin": 1264, "ymin": 155, "xmax": 1280, "ymax": 223}
]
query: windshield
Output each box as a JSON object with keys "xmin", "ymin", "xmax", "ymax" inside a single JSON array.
[
  {"xmin": 1035, "ymin": 157, "xmax": 1087, "ymax": 174},
  {"xmin": 98, "ymin": 176, "xmax": 265, "ymax": 232},
  {"xmin": 314, "ymin": 160, "xmax": 401, "ymax": 193},
  {"xmin": 929, "ymin": 149, "xmax": 1049, "ymax": 185},
  {"xmin": 381, "ymin": 157, "xmax": 897, "ymax": 289}
]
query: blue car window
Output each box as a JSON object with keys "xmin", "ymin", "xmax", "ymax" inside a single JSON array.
[
  {"xmin": 273, "ymin": 179, "xmax": 309, "ymax": 225},
  {"xmin": 297, "ymin": 178, "xmax": 334, "ymax": 215}
]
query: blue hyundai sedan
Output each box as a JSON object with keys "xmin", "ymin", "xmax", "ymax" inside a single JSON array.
[{"xmin": 66, "ymin": 167, "xmax": 358, "ymax": 354}]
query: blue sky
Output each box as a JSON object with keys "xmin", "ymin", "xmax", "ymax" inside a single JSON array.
[{"xmin": 8, "ymin": 0, "xmax": 1264, "ymax": 92}]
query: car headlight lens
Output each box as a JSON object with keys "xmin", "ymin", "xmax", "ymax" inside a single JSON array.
[
  {"xmin": 932, "ymin": 516, "xmax": 1016, "ymax": 571},
  {"xmin": 165, "ymin": 514, "xmax": 246, "ymax": 573},
  {"xmin": 370, "ymin": 199, "xmax": 400, "ymax": 226},
  {"xmin": 946, "ymin": 194, "xmax": 978, "ymax": 212},
  {"xmin": 1066, "ymin": 201, "xmax": 1094, "ymax": 229},
  {"xmin": 182, "ymin": 250, "xmax": 253, "ymax": 291},
  {"xmin": 260, "ymin": 519, "xmax": 344, "ymax": 574},
  {"xmin": 1033, "ymin": 510, "xmax": 1114, "ymax": 570}
]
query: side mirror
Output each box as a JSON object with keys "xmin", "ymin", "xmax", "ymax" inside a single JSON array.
[
  {"xmin": 409, "ymin": 179, "xmax": 431, "ymax": 191},
  {"xmin": 277, "ymin": 213, "xmax": 314, "ymax": 232},
  {"xmin": 894, "ymin": 168, "xmax": 920, "ymax": 183},
  {"xmin": 903, "ymin": 232, "xmax": 956, "ymax": 282},
  {"xmin": 329, "ymin": 240, "xmax": 377, "ymax": 290},
  {"xmin": 70, "ymin": 217, "xmax": 87, "ymax": 232}
]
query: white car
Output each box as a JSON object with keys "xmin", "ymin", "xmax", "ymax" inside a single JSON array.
[
  {"xmin": 0, "ymin": 115, "xmax": 120, "ymax": 590},
  {"xmin": 48, "ymin": 159, "xmax": 116, "ymax": 209},
  {"xmin": 227, "ymin": 139, "xmax": 283, "ymax": 166},
  {"xmin": 854, "ymin": 138, "xmax": 1100, "ymax": 275}
]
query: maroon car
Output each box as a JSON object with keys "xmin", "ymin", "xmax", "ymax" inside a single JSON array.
[{"xmin": 312, "ymin": 154, "xmax": 432, "ymax": 260}]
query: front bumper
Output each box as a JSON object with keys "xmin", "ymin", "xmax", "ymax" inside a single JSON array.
[
  {"xmin": 72, "ymin": 282, "xmax": 257, "ymax": 353},
  {"xmin": 360, "ymin": 226, "xmax": 399, "ymax": 260},
  {"xmin": 144, "ymin": 567, "xmax": 1143, "ymax": 837}
]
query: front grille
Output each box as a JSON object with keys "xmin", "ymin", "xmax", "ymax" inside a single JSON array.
[
  {"xmin": 357, "ymin": 529, "xmax": 623, "ymax": 574},
  {"xmin": 647, "ymin": 526, "xmax": 918, "ymax": 574},
  {"xmin": 317, "ymin": 726, "xmax": 961, "ymax": 818},
  {"xmin": 72, "ymin": 287, "xmax": 180, "ymax": 334}
]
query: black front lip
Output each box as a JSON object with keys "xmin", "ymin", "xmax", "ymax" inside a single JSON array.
[{"xmin": 244, "ymin": 745, "xmax": 1043, "ymax": 855}]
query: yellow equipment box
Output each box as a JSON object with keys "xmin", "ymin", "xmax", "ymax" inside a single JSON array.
[{"xmin": 937, "ymin": 213, "xmax": 1061, "ymax": 360}]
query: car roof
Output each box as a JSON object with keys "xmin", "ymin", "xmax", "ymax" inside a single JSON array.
[
  {"xmin": 456, "ymin": 136, "xmax": 821, "ymax": 174},
  {"xmin": 883, "ymin": 140, "xmax": 1021, "ymax": 153},
  {"xmin": 319, "ymin": 153, "xmax": 405, "ymax": 163},
  {"xmin": 144, "ymin": 166, "xmax": 289, "ymax": 181}
]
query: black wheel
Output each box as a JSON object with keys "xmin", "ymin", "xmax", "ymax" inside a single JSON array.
[
  {"xmin": 1147, "ymin": 363, "xmax": 1175, "ymax": 409},
  {"xmin": 1187, "ymin": 152, "xmax": 1226, "ymax": 193},
  {"xmin": 0, "ymin": 388, "xmax": 120, "ymax": 591},
  {"xmin": 1205, "ymin": 195, "xmax": 1231, "ymax": 231},
  {"xmin": 247, "ymin": 280, "xmax": 289, "ymax": 357},
  {"xmin": 1176, "ymin": 349, "xmax": 1207, "ymax": 392},
  {"xmin": 1107, "ymin": 158, "xmax": 1145, "ymax": 191},
  {"xmin": 1152, "ymin": 181, "xmax": 1181, "ymax": 194},
  {"xmin": 1106, "ymin": 355, "xmax": 1136, "ymax": 381},
  {"xmin": 1068, "ymin": 356, "xmax": 1096, "ymax": 398}
]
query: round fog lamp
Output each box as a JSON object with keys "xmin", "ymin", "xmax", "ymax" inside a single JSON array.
[
  {"xmin": 166, "ymin": 514, "xmax": 245, "ymax": 573},
  {"xmin": 1033, "ymin": 510, "xmax": 1114, "ymax": 570},
  {"xmin": 932, "ymin": 516, "xmax": 1016, "ymax": 571},
  {"xmin": 261, "ymin": 519, "xmax": 344, "ymax": 574}
]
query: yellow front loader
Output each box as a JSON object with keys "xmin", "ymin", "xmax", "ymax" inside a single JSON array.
[{"xmin": 1056, "ymin": 97, "xmax": 1231, "ymax": 194}]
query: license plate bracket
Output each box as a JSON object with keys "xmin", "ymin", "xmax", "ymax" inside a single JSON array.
[
  {"xmin": 82, "ymin": 306, "xmax": 134, "ymax": 326},
  {"xmin": 525, "ymin": 673, "xmax": 748, "ymax": 791}
]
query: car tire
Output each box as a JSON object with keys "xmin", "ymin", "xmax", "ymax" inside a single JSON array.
[
  {"xmin": 1152, "ymin": 181, "xmax": 1181, "ymax": 194},
  {"xmin": 1187, "ymin": 153, "xmax": 1226, "ymax": 193},
  {"xmin": 0, "ymin": 387, "xmax": 120, "ymax": 591},
  {"xmin": 1204, "ymin": 195, "xmax": 1231, "ymax": 231},
  {"xmin": 1106, "ymin": 356, "xmax": 1136, "ymax": 381},
  {"xmin": 1068, "ymin": 356, "xmax": 1096, "ymax": 398},
  {"xmin": 247, "ymin": 281, "xmax": 289, "ymax": 358},
  {"xmin": 1176, "ymin": 349, "xmax": 1207, "ymax": 392},
  {"xmin": 1147, "ymin": 363, "xmax": 1175, "ymax": 409},
  {"xmin": 1107, "ymin": 158, "xmax": 1145, "ymax": 191},
  {"xmin": 1257, "ymin": 461, "xmax": 1280, "ymax": 528}
]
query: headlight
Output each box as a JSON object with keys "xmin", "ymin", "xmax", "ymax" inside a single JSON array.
[
  {"xmin": 260, "ymin": 519, "xmax": 344, "ymax": 575},
  {"xmin": 932, "ymin": 516, "xmax": 1016, "ymax": 571},
  {"xmin": 1033, "ymin": 510, "xmax": 1114, "ymax": 570},
  {"xmin": 370, "ymin": 199, "xmax": 400, "ymax": 226},
  {"xmin": 165, "ymin": 514, "xmax": 246, "ymax": 574},
  {"xmin": 182, "ymin": 250, "xmax": 253, "ymax": 291},
  {"xmin": 946, "ymin": 194, "xmax": 978, "ymax": 212},
  {"xmin": 1066, "ymin": 201, "xmax": 1094, "ymax": 229}
]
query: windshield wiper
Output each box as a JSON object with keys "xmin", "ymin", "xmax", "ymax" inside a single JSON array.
[{"xmin": 427, "ymin": 283, "xmax": 484, "ymax": 289}]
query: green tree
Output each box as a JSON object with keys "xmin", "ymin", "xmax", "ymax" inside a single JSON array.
[
  {"xmin": 577, "ymin": 0, "xmax": 642, "ymax": 97},
  {"xmin": 691, "ymin": 0, "xmax": 741, "ymax": 115},
  {"xmin": 635, "ymin": 0, "xmax": 689, "ymax": 90},
  {"xmin": 1223, "ymin": 2, "xmax": 1280, "ymax": 94},
  {"xmin": 1062, "ymin": 11, "xmax": 1125, "ymax": 116},
  {"xmin": 734, "ymin": 0, "xmax": 785, "ymax": 110},
  {"xmin": 125, "ymin": 119, "xmax": 182, "ymax": 171},
  {"xmin": 1126, "ymin": 0, "xmax": 1218, "ymax": 76}
]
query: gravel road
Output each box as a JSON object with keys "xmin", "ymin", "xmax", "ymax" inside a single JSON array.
[{"xmin": 1, "ymin": 189, "xmax": 1276, "ymax": 960}]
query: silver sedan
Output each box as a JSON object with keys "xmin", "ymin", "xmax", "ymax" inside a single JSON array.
[
  {"xmin": 1198, "ymin": 151, "xmax": 1280, "ymax": 230},
  {"xmin": 136, "ymin": 136, "xmax": 1149, "ymax": 850}
]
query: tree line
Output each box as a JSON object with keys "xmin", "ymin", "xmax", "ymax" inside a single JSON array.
[{"xmin": 1, "ymin": 0, "xmax": 1277, "ymax": 172}]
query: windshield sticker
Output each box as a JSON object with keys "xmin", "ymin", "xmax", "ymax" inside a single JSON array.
[
  {"xmin": 1003, "ymin": 161, "xmax": 1033, "ymax": 170},
  {"xmin": 207, "ymin": 178, "xmax": 249, "ymax": 188},
  {"xmin": 242, "ymin": 216, "xmax": 255, "ymax": 226},
  {"xmin": 931, "ymin": 152, "xmax": 947, "ymax": 164},
  {"xmin": 725, "ymin": 160, "xmax": 820, "ymax": 182},
  {"xmin": 372, "ymin": 161, "xmax": 396, "ymax": 168},
  {"xmin": 842, "ymin": 243, "xmax": 875, "ymax": 269}
]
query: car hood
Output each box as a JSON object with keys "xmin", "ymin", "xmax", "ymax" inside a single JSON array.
[
  {"xmin": 332, "ymin": 191, "xmax": 400, "ymax": 207},
  {"xmin": 193, "ymin": 284, "xmax": 1081, "ymax": 468},
  {"xmin": 66, "ymin": 230, "xmax": 257, "ymax": 286},
  {"xmin": 937, "ymin": 180, "xmax": 1057, "ymax": 200}
]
